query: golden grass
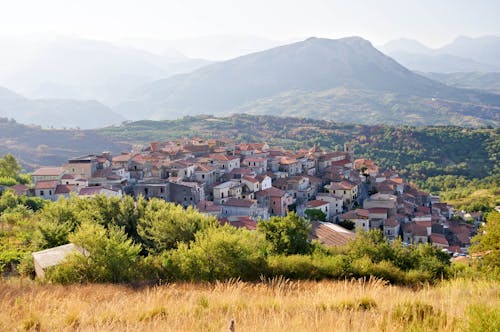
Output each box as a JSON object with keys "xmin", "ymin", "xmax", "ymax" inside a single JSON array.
[{"xmin": 0, "ymin": 277, "xmax": 498, "ymax": 331}]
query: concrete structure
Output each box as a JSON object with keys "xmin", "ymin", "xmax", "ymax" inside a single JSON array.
[{"xmin": 32, "ymin": 243, "xmax": 86, "ymax": 278}]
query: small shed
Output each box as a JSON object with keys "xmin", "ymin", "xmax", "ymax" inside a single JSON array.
[{"xmin": 32, "ymin": 243, "xmax": 85, "ymax": 278}]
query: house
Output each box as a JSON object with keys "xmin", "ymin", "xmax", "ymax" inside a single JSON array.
[
  {"xmin": 79, "ymin": 186, "xmax": 122, "ymax": 198},
  {"xmin": 134, "ymin": 180, "xmax": 169, "ymax": 200},
  {"xmin": 324, "ymin": 180, "xmax": 359, "ymax": 208},
  {"xmin": 219, "ymin": 216, "xmax": 257, "ymax": 230},
  {"xmin": 430, "ymin": 233, "xmax": 449, "ymax": 249},
  {"xmin": 34, "ymin": 180, "xmax": 58, "ymax": 200},
  {"xmin": 196, "ymin": 200, "xmax": 222, "ymax": 217},
  {"xmin": 64, "ymin": 155, "xmax": 99, "ymax": 179},
  {"xmin": 54, "ymin": 184, "xmax": 76, "ymax": 199},
  {"xmin": 242, "ymin": 157, "xmax": 267, "ymax": 174},
  {"xmin": 32, "ymin": 243, "xmax": 86, "ymax": 278},
  {"xmin": 339, "ymin": 209, "xmax": 369, "ymax": 232},
  {"xmin": 31, "ymin": 167, "xmax": 65, "ymax": 184},
  {"xmin": 402, "ymin": 223, "xmax": 428, "ymax": 244},
  {"xmin": 209, "ymin": 154, "xmax": 241, "ymax": 173},
  {"xmin": 383, "ymin": 217, "xmax": 400, "ymax": 242},
  {"xmin": 220, "ymin": 198, "xmax": 262, "ymax": 218},
  {"xmin": 316, "ymin": 193, "xmax": 344, "ymax": 217},
  {"xmin": 213, "ymin": 181, "xmax": 242, "ymax": 204},
  {"xmin": 255, "ymin": 174, "xmax": 272, "ymax": 191},
  {"xmin": 169, "ymin": 181, "xmax": 204, "ymax": 207},
  {"xmin": 278, "ymin": 157, "xmax": 302, "ymax": 175},
  {"xmin": 193, "ymin": 165, "xmax": 217, "ymax": 186},
  {"xmin": 255, "ymin": 187, "xmax": 292, "ymax": 216},
  {"xmin": 305, "ymin": 200, "xmax": 330, "ymax": 221},
  {"xmin": 8, "ymin": 184, "xmax": 30, "ymax": 196},
  {"xmin": 309, "ymin": 221, "xmax": 356, "ymax": 246},
  {"xmin": 363, "ymin": 193, "xmax": 397, "ymax": 215}
]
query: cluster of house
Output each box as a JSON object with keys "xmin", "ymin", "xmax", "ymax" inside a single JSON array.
[{"xmin": 10, "ymin": 137, "xmax": 476, "ymax": 253}]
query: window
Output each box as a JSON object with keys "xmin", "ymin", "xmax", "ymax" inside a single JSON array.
[
  {"xmin": 221, "ymin": 193, "xmax": 224, "ymax": 198},
  {"xmin": 40, "ymin": 190, "xmax": 44, "ymax": 196},
  {"xmin": 144, "ymin": 188, "xmax": 149, "ymax": 195},
  {"xmin": 202, "ymin": 174, "xmax": 205, "ymax": 179},
  {"xmin": 160, "ymin": 188, "xmax": 164, "ymax": 193},
  {"xmin": 49, "ymin": 190, "xmax": 52, "ymax": 195}
]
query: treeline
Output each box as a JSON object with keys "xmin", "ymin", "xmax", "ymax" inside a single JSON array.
[{"xmin": 1, "ymin": 191, "xmax": 453, "ymax": 285}]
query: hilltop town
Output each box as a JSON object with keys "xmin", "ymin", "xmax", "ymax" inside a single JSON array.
[{"xmin": 11, "ymin": 137, "xmax": 477, "ymax": 254}]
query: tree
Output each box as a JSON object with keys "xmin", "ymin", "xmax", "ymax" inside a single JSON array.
[
  {"xmin": 167, "ymin": 226, "xmax": 268, "ymax": 281},
  {"xmin": 304, "ymin": 209, "xmax": 326, "ymax": 221},
  {"xmin": 258, "ymin": 212, "xmax": 311, "ymax": 255},
  {"xmin": 0, "ymin": 154, "xmax": 21, "ymax": 179},
  {"xmin": 470, "ymin": 211, "xmax": 500, "ymax": 278},
  {"xmin": 46, "ymin": 222, "xmax": 142, "ymax": 283},
  {"xmin": 137, "ymin": 199, "xmax": 217, "ymax": 253}
]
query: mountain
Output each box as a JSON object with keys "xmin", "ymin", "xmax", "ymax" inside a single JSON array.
[
  {"xmin": 0, "ymin": 87, "xmax": 125, "ymax": 129},
  {"xmin": 0, "ymin": 37, "xmax": 211, "ymax": 106},
  {"xmin": 0, "ymin": 117, "xmax": 130, "ymax": 169},
  {"xmin": 422, "ymin": 72, "xmax": 500, "ymax": 94},
  {"xmin": 118, "ymin": 37, "xmax": 500, "ymax": 126},
  {"xmin": 381, "ymin": 36, "xmax": 500, "ymax": 73},
  {"xmin": 440, "ymin": 36, "xmax": 500, "ymax": 68}
]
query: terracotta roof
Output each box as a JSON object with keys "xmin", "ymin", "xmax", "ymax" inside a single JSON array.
[
  {"xmin": 242, "ymin": 176, "xmax": 259, "ymax": 183},
  {"xmin": 32, "ymin": 167, "xmax": 64, "ymax": 177},
  {"xmin": 196, "ymin": 200, "xmax": 222, "ymax": 213},
  {"xmin": 328, "ymin": 180, "xmax": 357, "ymax": 190},
  {"xmin": 35, "ymin": 180, "xmax": 58, "ymax": 190},
  {"xmin": 195, "ymin": 165, "xmax": 215, "ymax": 172},
  {"xmin": 55, "ymin": 184, "xmax": 74, "ymax": 195},
  {"xmin": 340, "ymin": 209, "xmax": 369, "ymax": 220},
  {"xmin": 223, "ymin": 198, "xmax": 256, "ymax": 208},
  {"xmin": 9, "ymin": 184, "xmax": 29, "ymax": 196},
  {"xmin": 210, "ymin": 154, "xmax": 239, "ymax": 161},
  {"xmin": 430, "ymin": 233, "xmax": 449, "ymax": 246},
  {"xmin": 384, "ymin": 217, "xmax": 399, "ymax": 228},
  {"xmin": 255, "ymin": 187, "xmax": 286, "ymax": 198},
  {"xmin": 368, "ymin": 207, "xmax": 389, "ymax": 214},
  {"xmin": 79, "ymin": 186, "xmax": 116, "ymax": 196},
  {"xmin": 306, "ymin": 200, "xmax": 329, "ymax": 208},
  {"xmin": 220, "ymin": 216, "xmax": 257, "ymax": 230},
  {"xmin": 310, "ymin": 221, "xmax": 356, "ymax": 246},
  {"xmin": 112, "ymin": 154, "xmax": 132, "ymax": 162}
]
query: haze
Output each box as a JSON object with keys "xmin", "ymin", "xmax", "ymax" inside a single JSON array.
[{"xmin": 1, "ymin": 0, "xmax": 499, "ymax": 59}]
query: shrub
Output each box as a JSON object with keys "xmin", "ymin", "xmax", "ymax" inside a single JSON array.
[
  {"xmin": 267, "ymin": 255, "xmax": 318, "ymax": 279},
  {"xmin": 168, "ymin": 225, "xmax": 268, "ymax": 281}
]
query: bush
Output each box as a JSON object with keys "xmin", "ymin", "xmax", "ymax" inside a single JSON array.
[
  {"xmin": 46, "ymin": 223, "xmax": 142, "ymax": 283},
  {"xmin": 167, "ymin": 225, "xmax": 268, "ymax": 281},
  {"xmin": 267, "ymin": 255, "xmax": 319, "ymax": 279}
]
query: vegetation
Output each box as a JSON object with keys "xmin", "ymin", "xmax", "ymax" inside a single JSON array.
[
  {"xmin": 0, "ymin": 278, "xmax": 497, "ymax": 331},
  {"xmin": 469, "ymin": 212, "xmax": 500, "ymax": 279}
]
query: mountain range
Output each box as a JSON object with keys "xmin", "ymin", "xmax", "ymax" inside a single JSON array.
[
  {"xmin": 1, "ymin": 35, "xmax": 499, "ymax": 128},
  {"xmin": 0, "ymin": 87, "xmax": 124, "ymax": 129},
  {"xmin": 118, "ymin": 36, "xmax": 500, "ymax": 126},
  {"xmin": 379, "ymin": 36, "xmax": 500, "ymax": 73}
]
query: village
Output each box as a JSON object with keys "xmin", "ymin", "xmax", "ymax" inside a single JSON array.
[{"xmin": 12, "ymin": 137, "xmax": 477, "ymax": 255}]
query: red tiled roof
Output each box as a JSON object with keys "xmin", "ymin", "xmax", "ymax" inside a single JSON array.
[
  {"xmin": 55, "ymin": 184, "xmax": 74, "ymax": 195},
  {"xmin": 430, "ymin": 233, "xmax": 449, "ymax": 246},
  {"xmin": 32, "ymin": 167, "xmax": 64, "ymax": 176},
  {"xmin": 8, "ymin": 184, "xmax": 29, "ymax": 196},
  {"xmin": 255, "ymin": 187, "xmax": 286, "ymax": 198},
  {"xmin": 306, "ymin": 200, "xmax": 329, "ymax": 208},
  {"xmin": 35, "ymin": 180, "xmax": 58, "ymax": 190},
  {"xmin": 223, "ymin": 198, "xmax": 256, "ymax": 208}
]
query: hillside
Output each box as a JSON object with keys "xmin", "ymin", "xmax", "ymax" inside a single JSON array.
[
  {"xmin": 0, "ymin": 118, "xmax": 130, "ymax": 169},
  {"xmin": 0, "ymin": 87, "xmax": 125, "ymax": 129},
  {"xmin": 422, "ymin": 72, "xmax": 500, "ymax": 94},
  {"xmin": 118, "ymin": 36, "xmax": 500, "ymax": 126}
]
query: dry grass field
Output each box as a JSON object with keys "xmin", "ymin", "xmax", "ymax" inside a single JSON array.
[{"xmin": 0, "ymin": 277, "xmax": 498, "ymax": 332}]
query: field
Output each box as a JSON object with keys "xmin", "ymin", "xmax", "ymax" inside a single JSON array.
[{"xmin": 1, "ymin": 278, "xmax": 498, "ymax": 331}]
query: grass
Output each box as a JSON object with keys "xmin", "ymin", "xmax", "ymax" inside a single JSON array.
[{"xmin": 0, "ymin": 278, "xmax": 498, "ymax": 331}]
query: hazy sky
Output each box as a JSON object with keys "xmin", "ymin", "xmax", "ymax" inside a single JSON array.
[{"xmin": 1, "ymin": 0, "xmax": 499, "ymax": 52}]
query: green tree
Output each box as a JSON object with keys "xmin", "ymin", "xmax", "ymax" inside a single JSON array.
[
  {"xmin": 304, "ymin": 209, "xmax": 327, "ymax": 221},
  {"xmin": 167, "ymin": 225, "xmax": 268, "ymax": 281},
  {"xmin": 470, "ymin": 212, "xmax": 500, "ymax": 278},
  {"xmin": 46, "ymin": 222, "xmax": 142, "ymax": 283},
  {"xmin": 0, "ymin": 154, "xmax": 21, "ymax": 178},
  {"xmin": 137, "ymin": 199, "xmax": 217, "ymax": 253},
  {"xmin": 258, "ymin": 212, "xmax": 311, "ymax": 255}
]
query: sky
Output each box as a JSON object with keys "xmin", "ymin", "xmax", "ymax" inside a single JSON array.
[{"xmin": 0, "ymin": 0, "xmax": 499, "ymax": 59}]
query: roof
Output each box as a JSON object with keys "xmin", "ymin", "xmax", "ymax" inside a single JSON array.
[
  {"xmin": 430, "ymin": 233, "xmax": 449, "ymax": 246},
  {"xmin": 310, "ymin": 221, "xmax": 356, "ymax": 246},
  {"xmin": 35, "ymin": 180, "xmax": 58, "ymax": 190},
  {"xmin": 55, "ymin": 184, "xmax": 74, "ymax": 195},
  {"xmin": 255, "ymin": 187, "xmax": 286, "ymax": 198},
  {"xmin": 223, "ymin": 198, "xmax": 256, "ymax": 208},
  {"xmin": 242, "ymin": 176, "xmax": 259, "ymax": 183},
  {"xmin": 32, "ymin": 167, "xmax": 64, "ymax": 177},
  {"xmin": 79, "ymin": 186, "xmax": 117, "ymax": 196},
  {"xmin": 220, "ymin": 216, "xmax": 257, "ymax": 230},
  {"xmin": 340, "ymin": 209, "xmax": 369, "ymax": 220},
  {"xmin": 384, "ymin": 217, "xmax": 399, "ymax": 228},
  {"xmin": 368, "ymin": 207, "xmax": 389, "ymax": 214},
  {"xmin": 196, "ymin": 200, "xmax": 222, "ymax": 213},
  {"xmin": 9, "ymin": 184, "xmax": 29, "ymax": 195},
  {"xmin": 112, "ymin": 153, "xmax": 132, "ymax": 162},
  {"xmin": 210, "ymin": 154, "xmax": 239, "ymax": 161},
  {"xmin": 306, "ymin": 200, "xmax": 329, "ymax": 208},
  {"xmin": 32, "ymin": 243, "xmax": 84, "ymax": 270},
  {"xmin": 327, "ymin": 180, "xmax": 357, "ymax": 190}
]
